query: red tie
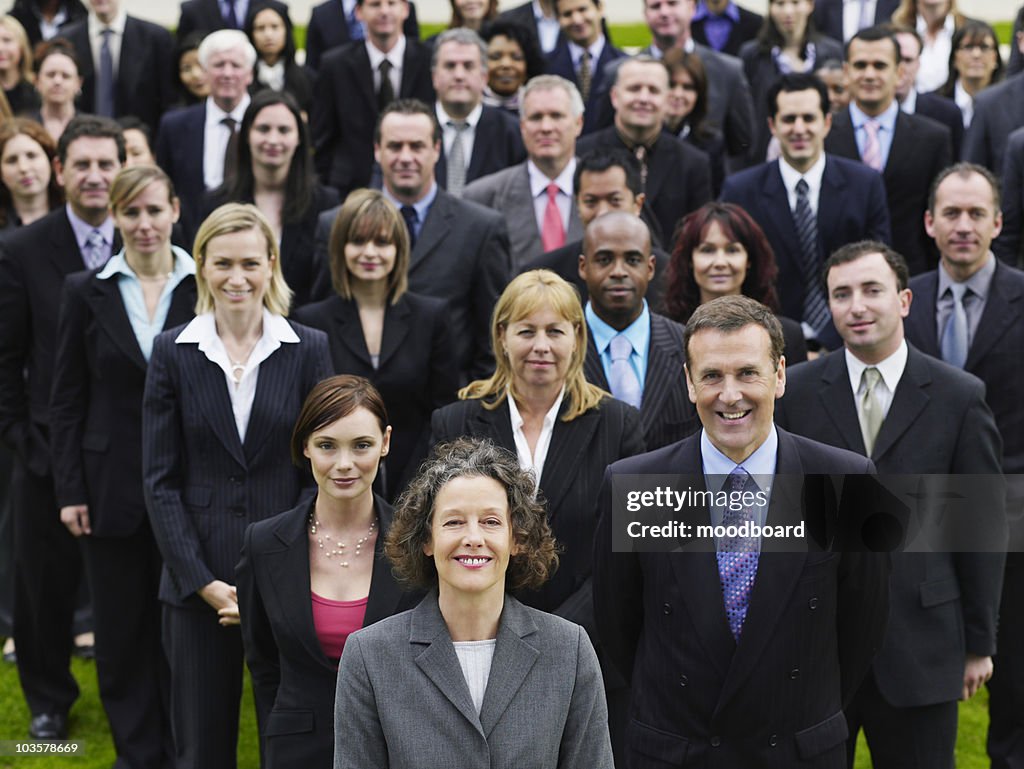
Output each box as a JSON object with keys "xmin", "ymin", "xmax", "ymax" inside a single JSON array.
[{"xmin": 541, "ymin": 183, "xmax": 565, "ymax": 251}]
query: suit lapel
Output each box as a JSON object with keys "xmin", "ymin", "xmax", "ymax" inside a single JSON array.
[
  {"xmin": 510, "ymin": 165, "xmax": 543, "ymax": 257},
  {"xmin": 967, "ymin": 262, "xmax": 1023, "ymax": 367},
  {"xmin": 378, "ymin": 297, "xmax": 411, "ymax": 370},
  {"xmin": 817, "ymin": 157, "xmax": 847, "ymax": 256},
  {"xmin": 465, "ymin": 109, "xmax": 494, "ymax": 181},
  {"xmin": 884, "ymin": 113, "xmax": 913, "ymax": 182},
  {"xmin": 116, "ymin": 20, "xmax": 141, "ymax": 110},
  {"xmin": 872, "ymin": 346, "xmax": 929, "ymax": 462},
  {"xmin": 639, "ymin": 315, "xmax": 685, "ymax": 437},
  {"xmin": 468, "ymin": 400, "xmax": 516, "ymax": 452},
  {"xmin": 411, "ymin": 192, "xmax": 455, "ymax": 271},
  {"xmin": 760, "ymin": 164, "xmax": 802, "ymax": 269},
  {"xmin": 906, "ymin": 272, "xmax": 939, "ymax": 355},
  {"xmin": 329, "ymin": 296, "xmax": 373, "ymax": 368},
  {"xmin": 537, "ymin": 404, "xmax": 600, "ymax": 517},
  {"xmin": 49, "ymin": 213, "xmax": 89, "ymax": 278},
  {"xmin": 411, "ymin": 595, "xmax": 485, "ymax": 736},
  {"xmin": 352, "ymin": 46, "xmax": 377, "ymax": 111},
  {"xmin": 243, "ymin": 340, "xmax": 296, "ymax": 460},
  {"xmin": 583, "ymin": 336, "xmax": 609, "ymax": 390},
  {"xmin": 819, "ymin": 351, "xmax": 865, "ymax": 454},
  {"xmin": 364, "ymin": 499, "xmax": 406, "ymax": 625},
  {"xmin": 166, "ymin": 277, "xmax": 197, "ymax": 330},
  {"xmin": 827, "ymin": 111, "xmax": 859, "ymax": 160},
  {"xmin": 179, "ymin": 343, "xmax": 246, "ymax": 467},
  {"xmin": 478, "ymin": 597, "xmax": 540, "ymax": 737},
  {"xmin": 85, "ymin": 276, "xmax": 148, "ymax": 371}
]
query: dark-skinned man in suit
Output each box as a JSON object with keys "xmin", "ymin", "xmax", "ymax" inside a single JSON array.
[
  {"xmin": 776, "ymin": 240, "xmax": 1004, "ymax": 769},
  {"xmin": 904, "ymin": 163, "xmax": 1024, "ymax": 769}
]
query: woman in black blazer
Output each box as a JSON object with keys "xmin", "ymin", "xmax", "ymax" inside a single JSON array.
[
  {"xmin": 244, "ymin": 3, "xmax": 313, "ymax": 115},
  {"xmin": 206, "ymin": 89, "xmax": 339, "ymax": 308},
  {"xmin": 237, "ymin": 375, "xmax": 417, "ymax": 769},
  {"xmin": 293, "ymin": 190, "xmax": 458, "ymax": 501},
  {"xmin": 142, "ymin": 203, "xmax": 331, "ymax": 769},
  {"xmin": 739, "ymin": 0, "xmax": 843, "ymax": 162},
  {"xmin": 49, "ymin": 165, "xmax": 197, "ymax": 769},
  {"xmin": 663, "ymin": 202, "xmax": 808, "ymax": 363},
  {"xmin": 430, "ymin": 270, "xmax": 645, "ymax": 635}
]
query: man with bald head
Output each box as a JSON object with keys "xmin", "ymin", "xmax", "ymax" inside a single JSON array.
[{"xmin": 580, "ymin": 212, "xmax": 697, "ymax": 449}]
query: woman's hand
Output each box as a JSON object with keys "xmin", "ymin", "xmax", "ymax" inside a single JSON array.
[{"xmin": 198, "ymin": 580, "xmax": 240, "ymax": 626}]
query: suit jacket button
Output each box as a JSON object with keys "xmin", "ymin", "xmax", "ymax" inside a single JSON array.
[
  {"xmin": 808, "ymin": 597, "xmax": 819, "ymax": 609},
  {"xmin": 710, "ymin": 736, "xmax": 721, "ymax": 747},
  {"xmin": 679, "ymin": 674, "xmax": 688, "ymax": 687},
  {"xmin": 789, "ymin": 668, "xmax": 800, "ymax": 679},
  {"xmin": 662, "ymin": 603, "xmax": 672, "ymax": 614},
  {"xmin": 769, "ymin": 734, "xmax": 778, "ymax": 747}
]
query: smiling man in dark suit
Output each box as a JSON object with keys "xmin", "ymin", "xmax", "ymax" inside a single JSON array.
[
  {"xmin": 304, "ymin": 0, "xmax": 419, "ymax": 72},
  {"xmin": 776, "ymin": 240, "xmax": 1004, "ymax": 769},
  {"xmin": 0, "ymin": 116, "xmax": 124, "ymax": 740},
  {"xmin": 904, "ymin": 163, "xmax": 1024, "ymax": 769},
  {"xmin": 722, "ymin": 73, "xmax": 890, "ymax": 349},
  {"xmin": 594, "ymin": 293, "xmax": 889, "ymax": 767},
  {"xmin": 430, "ymin": 28, "xmax": 525, "ymax": 196},
  {"xmin": 825, "ymin": 25, "xmax": 952, "ymax": 276},
  {"xmin": 60, "ymin": 0, "xmax": 174, "ymax": 134},
  {"xmin": 579, "ymin": 212, "xmax": 698, "ymax": 449},
  {"xmin": 311, "ymin": 0, "xmax": 434, "ymax": 196}
]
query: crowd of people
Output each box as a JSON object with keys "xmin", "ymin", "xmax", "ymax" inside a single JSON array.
[{"xmin": 0, "ymin": 0, "xmax": 1022, "ymax": 767}]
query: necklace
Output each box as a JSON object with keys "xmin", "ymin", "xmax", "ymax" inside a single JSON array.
[
  {"xmin": 309, "ymin": 512, "xmax": 377, "ymax": 568},
  {"xmin": 227, "ymin": 339, "xmax": 259, "ymax": 384}
]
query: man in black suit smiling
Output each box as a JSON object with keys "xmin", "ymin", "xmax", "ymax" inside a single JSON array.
[{"xmin": 0, "ymin": 116, "xmax": 124, "ymax": 740}]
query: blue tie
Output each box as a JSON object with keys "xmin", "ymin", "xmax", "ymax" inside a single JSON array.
[
  {"xmin": 608, "ymin": 333, "xmax": 641, "ymax": 408},
  {"xmin": 717, "ymin": 468, "xmax": 760, "ymax": 639},
  {"xmin": 97, "ymin": 28, "xmax": 115, "ymax": 117},
  {"xmin": 348, "ymin": 3, "xmax": 365, "ymax": 40},
  {"xmin": 941, "ymin": 283, "xmax": 969, "ymax": 368}
]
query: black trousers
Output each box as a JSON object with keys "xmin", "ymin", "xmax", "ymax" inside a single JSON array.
[
  {"xmin": 989, "ymin": 553, "xmax": 1024, "ymax": 769},
  {"xmin": 82, "ymin": 522, "xmax": 171, "ymax": 769},
  {"xmin": 162, "ymin": 602, "xmax": 245, "ymax": 769},
  {"xmin": 11, "ymin": 460, "xmax": 80, "ymax": 717}
]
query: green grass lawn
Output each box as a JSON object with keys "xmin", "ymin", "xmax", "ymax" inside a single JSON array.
[{"xmin": 0, "ymin": 654, "xmax": 995, "ymax": 768}]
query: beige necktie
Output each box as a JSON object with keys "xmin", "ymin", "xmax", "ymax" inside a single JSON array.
[
  {"xmin": 578, "ymin": 50, "xmax": 592, "ymax": 103},
  {"xmin": 859, "ymin": 367, "xmax": 884, "ymax": 455}
]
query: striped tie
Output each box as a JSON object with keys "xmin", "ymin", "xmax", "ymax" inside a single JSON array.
[{"xmin": 794, "ymin": 178, "xmax": 830, "ymax": 334}]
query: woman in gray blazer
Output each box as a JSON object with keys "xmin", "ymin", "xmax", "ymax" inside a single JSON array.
[{"xmin": 334, "ymin": 438, "xmax": 614, "ymax": 769}]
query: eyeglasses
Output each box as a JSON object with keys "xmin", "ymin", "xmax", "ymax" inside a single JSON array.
[{"xmin": 957, "ymin": 42, "xmax": 996, "ymax": 54}]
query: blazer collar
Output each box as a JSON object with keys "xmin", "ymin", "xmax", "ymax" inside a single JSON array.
[
  {"xmin": 410, "ymin": 189, "xmax": 456, "ymax": 271},
  {"xmin": 410, "ymin": 592, "xmax": 539, "ymax": 738}
]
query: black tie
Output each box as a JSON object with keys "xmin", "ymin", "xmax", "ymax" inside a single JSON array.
[
  {"xmin": 378, "ymin": 60, "xmax": 395, "ymax": 112},
  {"xmin": 222, "ymin": 116, "xmax": 239, "ymax": 183},
  {"xmin": 400, "ymin": 205, "xmax": 418, "ymax": 249}
]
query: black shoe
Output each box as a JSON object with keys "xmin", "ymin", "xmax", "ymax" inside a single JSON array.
[{"xmin": 29, "ymin": 713, "xmax": 67, "ymax": 740}]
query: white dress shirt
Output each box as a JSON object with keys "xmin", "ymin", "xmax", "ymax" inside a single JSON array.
[
  {"xmin": 777, "ymin": 153, "xmax": 826, "ymax": 216},
  {"xmin": 175, "ymin": 309, "xmax": 299, "ymax": 441},
  {"xmin": 845, "ymin": 340, "xmax": 908, "ymax": 422},
  {"xmin": 507, "ymin": 387, "xmax": 565, "ymax": 489},
  {"xmin": 366, "ymin": 35, "xmax": 406, "ymax": 97},
  {"xmin": 953, "ymin": 79, "xmax": 973, "ymax": 128},
  {"xmin": 531, "ymin": 0, "xmax": 561, "ymax": 54},
  {"xmin": 203, "ymin": 94, "xmax": 251, "ymax": 190},
  {"xmin": 842, "ymin": 0, "xmax": 876, "ymax": 41},
  {"xmin": 916, "ymin": 13, "xmax": 955, "ymax": 93},
  {"xmin": 437, "ymin": 102, "xmax": 483, "ymax": 166},
  {"xmin": 527, "ymin": 158, "xmax": 576, "ymax": 240},
  {"xmin": 88, "ymin": 9, "xmax": 127, "ymax": 81}
]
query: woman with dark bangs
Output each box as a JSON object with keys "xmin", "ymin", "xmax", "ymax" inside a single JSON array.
[
  {"xmin": 933, "ymin": 19, "xmax": 1003, "ymax": 129},
  {"xmin": 244, "ymin": 3, "xmax": 313, "ymax": 116},
  {"xmin": 662, "ymin": 48, "xmax": 725, "ymax": 196},
  {"xmin": 664, "ymin": 202, "xmax": 807, "ymax": 363}
]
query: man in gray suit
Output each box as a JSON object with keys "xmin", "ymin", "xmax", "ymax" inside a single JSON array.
[
  {"xmin": 775, "ymin": 240, "xmax": 1004, "ymax": 769},
  {"xmin": 579, "ymin": 212, "xmax": 698, "ymax": 449},
  {"xmin": 312, "ymin": 99, "xmax": 512, "ymax": 384},
  {"xmin": 463, "ymin": 75, "xmax": 584, "ymax": 268},
  {"xmin": 640, "ymin": 0, "xmax": 755, "ymax": 164}
]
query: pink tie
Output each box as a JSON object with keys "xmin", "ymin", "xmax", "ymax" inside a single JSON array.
[
  {"xmin": 541, "ymin": 183, "xmax": 565, "ymax": 251},
  {"xmin": 862, "ymin": 119, "xmax": 882, "ymax": 171}
]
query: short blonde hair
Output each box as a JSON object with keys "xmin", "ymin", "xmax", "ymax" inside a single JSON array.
[
  {"xmin": 328, "ymin": 189, "xmax": 409, "ymax": 304},
  {"xmin": 460, "ymin": 269, "xmax": 606, "ymax": 421},
  {"xmin": 109, "ymin": 164, "xmax": 177, "ymax": 214},
  {"xmin": 0, "ymin": 16, "xmax": 34, "ymax": 84},
  {"xmin": 192, "ymin": 203, "xmax": 292, "ymax": 315}
]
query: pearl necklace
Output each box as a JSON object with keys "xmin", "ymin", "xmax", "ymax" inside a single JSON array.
[{"xmin": 309, "ymin": 512, "xmax": 377, "ymax": 568}]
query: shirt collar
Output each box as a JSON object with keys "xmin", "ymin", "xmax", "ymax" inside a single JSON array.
[
  {"xmin": 97, "ymin": 244, "xmax": 197, "ymax": 282},
  {"xmin": 65, "ymin": 204, "xmax": 115, "ymax": 252},
  {"xmin": 849, "ymin": 99, "xmax": 899, "ymax": 132},
  {"xmin": 532, "ymin": 0, "xmax": 554, "ymax": 20},
  {"xmin": 701, "ymin": 424, "xmax": 778, "ymax": 492},
  {"xmin": 900, "ymin": 87, "xmax": 918, "ymax": 113},
  {"xmin": 527, "ymin": 157, "xmax": 576, "ymax": 198},
  {"xmin": 585, "ymin": 300, "xmax": 649, "ymax": 356},
  {"xmin": 693, "ymin": 1, "xmax": 740, "ymax": 21},
  {"xmin": 844, "ymin": 339, "xmax": 908, "ymax": 397},
  {"xmin": 382, "ymin": 180, "xmax": 437, "ymax": 221},
  {"xmin": 206, "ymin": 93, "xmax": 251, "ymax": 125},
  {"xmin": 175, "ymin": 308, "xmax": 299, "ymax": 345},
  {"xmin": 938, "ymin": 251, "xmax": 996, "ymax": 300},
  {"xmin": 507, "ymin": 385, "xmax": 565, "ymax": 431},
  {"xmin": 777, "ymin": 151, "xmax": 826, "ymax": 192},
  {"xmin": 568, "ymin": 37, "xmax": 605, "ymax": 67},
  {"xmin": 366, "ymin": 34, "xmax": 406, "ymax": 68},
  {"xmin": 88, "ymin": 8, "xmax": 127, "ymax": 37},
  {"xmin": 916, "ymin": 11, "xmax": 955, "ymax": 37},
  {"xmin": 436, "ymin": 101, "xmax": 484, "ymax": 129},
  {"xmin": 953, "ymin": 79, "xmax": 972, "ymax": 113}
]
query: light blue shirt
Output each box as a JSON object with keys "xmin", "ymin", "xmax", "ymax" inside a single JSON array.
[
  {"xmin": 850, "ymin": 100, "xmax": 899, "ymax": 171},
  {"xmin": 585, "ymin": 300, "xmax": 650, "ymax": 393},
  {"xmin": 383, "ymin": 181, "xmax": 437, "ymax": 242},
  {"xmin": 66, "ymin": 204, "xmax": 115, "ymax": 268},
  {"xmin": 700, "ymin": 424, "xmax": 778, "ymax": 531},
  {"xmin": 96, "ymin": 245, "xmax": 196, "ymax": 361}
]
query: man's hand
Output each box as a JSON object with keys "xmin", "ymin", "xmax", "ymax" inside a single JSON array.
[
  {"xmin": 198, "ymin": 580, "xmax": 240, "ymax": 626},
  {"xmin": 60, "ymin": 505, "xmax": 91, "ymax": 537},
  {"xmin": 962, "ymin": 653, "xmax": 993, "ymax": 700}
]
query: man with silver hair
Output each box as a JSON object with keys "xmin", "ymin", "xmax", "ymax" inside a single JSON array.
[
  {"xmin": 156, "ymin": 29, "xmax": 256, "ymax": 235},
  {"xmin": 464, "ymin": 74, "xmax": 585, "ymax": 267},
  {"xmin": 431, "ymin": 27, "xmax": 524, "ymax": 195}
]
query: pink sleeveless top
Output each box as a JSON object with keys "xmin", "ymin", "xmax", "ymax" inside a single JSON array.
[{"xmin": 311, "ymin": 592, "xmax": 368, "ymax": 667}]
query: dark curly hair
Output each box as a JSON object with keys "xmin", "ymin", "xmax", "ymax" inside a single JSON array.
[
  {"xmin": 663, "ymin": 202, "xmax": 780, "ymax": 323},
  {"xmin": 385, "ymin": 438, "xmax": 559, "ymax": 592}
]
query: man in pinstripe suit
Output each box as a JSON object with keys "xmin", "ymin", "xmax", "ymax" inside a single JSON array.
[{"xmin": 579, "ymin": 212, "xmax": 698, "ymax": 450}]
